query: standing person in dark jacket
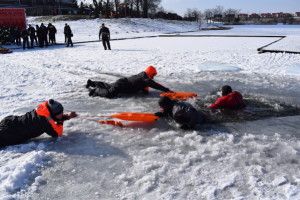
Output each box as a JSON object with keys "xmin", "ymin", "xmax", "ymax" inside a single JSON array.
[
  {"xmin": 209, "ymin": 85, "xmax": 246, "ymax": 110},
  {"xmin": 35, "ymin": 25, "xmax": 41, "ymax": 46},
  {"xmin": 155, "ymin": 96, "xmax": 206, "ymax": 129},
  {"xmin": 63, "ymin": 23, "xmax": 68, "ymax": 43},
  {"xmin": 47, "ymin": 23, "xmax": 57, "ymax": 44},
  {"xmin": 39, "ymin": 23, "xmax": 48, "ymax": 47},
  {"xmin": 64, "ymin": 24, "xmax": 73, "ymax": 47},
  {"xmin": 21, "ymin": 27, "xmax": 30, "ymax": 50},
  {"xmin": 99, "ymin": 23, "xmax": 111, "ymax": 50},
  {"xmin": 10, "ymin": 25, "xmax": 16, "ymax": 44},
  {"xmin": 86, "ymin": 66, "xmax": 171, "ymax": 98},
  {"xmin": 28, "ymin": 24, "xmax": 37, "ymax": 48},
  {"xmin": 15, "ymin": 25, "xmax": 21, "ymax": 45},
  {"xmin": 0, "ymin": 99, "xmax": 77, "ymax": 147}
]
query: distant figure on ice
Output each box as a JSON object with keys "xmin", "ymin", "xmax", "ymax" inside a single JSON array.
[
  {"xmin": 39, "ymin": 23, "xmax": 48, "ymax": 48},
  {"xmin": 86, "ymin": 65, "xmax": 171, "ymax": 98},
  {"xmin": 35, "ymin": 25, "xmax": 41, "ymax": 45},
  {"xmin": 0, "ymin": 99, "xmax": 78, "ymax": 147},
  {"xmin": 209, "ymin": 85, "xmax": 246, "ymax": 110},
  {"xmin": 28, "ymin": 24, "xmax": 37, "ymax": 48},
  {"xmin": 21, "ymin": 27, "xmax": 30, "ymax": 50},
  {"xmin": 47, "ymin": 23, "xmax": 57, "ymax": 44},
  {"xmin": 99, "ymin": 23, "xmax": 111, "ymax": 50},
  {"xmin": 64, "ymin": 24, "xmax": 73, "ymax": 47},
  {"xmin": 63, "ymin": 23, "xmax": 68, "ymax": 43},
  {"xmin": 155, "ymin": 96, "xmax": 206, "ymax": 130}
]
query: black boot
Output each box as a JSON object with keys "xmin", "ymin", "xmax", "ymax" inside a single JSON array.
[
  {"xmin": 89, "ymin": 89, "xmax": 95, "ymax": 97},
  {"xmin": 86, "ymin": 79, "xmax": 95, "ymax": 88}
]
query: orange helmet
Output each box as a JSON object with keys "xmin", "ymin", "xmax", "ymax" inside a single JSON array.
[{"xmin": 144, "ymin": 65, "xmax": 157, "ymax": 79}]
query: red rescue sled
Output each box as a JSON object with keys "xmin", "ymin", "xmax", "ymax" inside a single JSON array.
[{"xmin": 0, "ymin": 47, "xmax": 13, "ymax": 54}]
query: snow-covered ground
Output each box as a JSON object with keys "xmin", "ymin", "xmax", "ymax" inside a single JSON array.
[{"xmin": 1, "ymin": 17, "xmax": 300, "ymax": 200}]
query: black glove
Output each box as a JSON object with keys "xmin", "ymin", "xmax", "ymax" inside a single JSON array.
[{"xmin": 154, "ymin": 112, "xmax": 164, "ymax": 118}]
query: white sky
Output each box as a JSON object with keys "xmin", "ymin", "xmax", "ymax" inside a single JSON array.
[{"xmin": 160, "ymin": 0, "xmax": 300, "ymax": 16}]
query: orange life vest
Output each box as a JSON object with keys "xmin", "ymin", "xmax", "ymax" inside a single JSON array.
[{"xmin": 35, "ymin": 101, "xmax": 63, "ymax": 136}]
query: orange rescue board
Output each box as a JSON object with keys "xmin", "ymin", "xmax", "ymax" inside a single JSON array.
[
  {"xmin": 160, "ymin": 92, "xmax": 198, "ymax": 100},
  {"xmin": 101, "ymin": 113, "xmax": 159, "ymax": 122}
]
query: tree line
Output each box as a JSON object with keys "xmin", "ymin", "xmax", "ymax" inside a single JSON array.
[
  {"xmin": 76, "ymin": 2, "xmax": 300, "ymax": 24},
  {"xmin": 78, "ymin": 0, "xmax": 163, "ymax": 18},
  {"xmin": 77, "ymin": 1, "xmax": 239, "ymax": 22}
]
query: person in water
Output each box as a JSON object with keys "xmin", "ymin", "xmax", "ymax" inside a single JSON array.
[
  {"xmin": 209, "ymin": 85, "xmax": 246, "ymax": 110},
  {"xmin": 155, "ymin": 96, "xmax": 206, "ymax": 129}
]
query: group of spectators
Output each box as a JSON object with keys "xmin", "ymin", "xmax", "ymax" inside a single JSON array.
[{"xmin": 0, "ymin": 23, "xmax": 73, "ymax": 50}]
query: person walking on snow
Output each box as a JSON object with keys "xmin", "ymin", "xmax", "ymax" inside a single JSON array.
[
  {"xmin": 0, "ymin": 99, "xmax": 77, "ymax": 147},
  {"xmin": 65, "ymin": 24, "xmax": 73, "ymax": 47},
  {"xmin": 86, "ymin": 65, "xmax": 171, "ymax": 98},
  {"xmin": 155, "ymin": 96, "xmax": 206, "ymax": 130},
  {"xmin": 209, "ymin": 85, "xmax": 246, "ymax": 110},
  {"xmin": 99, "ymin": 23, "xmax": 111, "ymax": 50}
]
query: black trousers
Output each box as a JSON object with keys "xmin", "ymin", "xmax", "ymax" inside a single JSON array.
[
  {"xmin": 92, "ymin": 81, "xmax": 118, "ymax": 98},
  {"xmin": 39, "ymin": 37, "xmax": 48, "ymax": 47},
  {"xmin": 91, "ymin": 77, "xmax": 132, "ymax": 98},
  {"xmin": 66, "ymin": 37, "xmax": 73, "ymax": 46},
  {"xmin": 102, "ymin": 38, "xmax": 111, "ymax": 50},
  {"xmin": 49, "ymin": 34, "xmax": 56, "ymax": 44},
  {"xmin": 0, "ymin": 116, "xmax": 24, "ymax": 147},
  {"xmin": 30, "ymin": 36, "xmax": 38, "ymax": 48},
  {"xmin": 22, "ymin": 37, "xmax": 30, "ymax": 49}
]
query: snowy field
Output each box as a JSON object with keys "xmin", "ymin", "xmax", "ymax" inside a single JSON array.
[{"xmin": 1, "ymin": 18, "xmax": 300, "ymax": 200}]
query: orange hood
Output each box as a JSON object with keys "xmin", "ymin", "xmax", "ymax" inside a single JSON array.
[{"xmin": 144, "ymin": 66, "xmax": 157, "ymax": 79}]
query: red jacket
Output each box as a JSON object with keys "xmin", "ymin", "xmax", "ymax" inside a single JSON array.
[{"xmin": 209, "ymin": 91, "xmax": 246, "ymax": 110}]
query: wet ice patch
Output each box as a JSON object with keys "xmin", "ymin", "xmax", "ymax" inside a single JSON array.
[
  {"xmin": 199, "ymin": 62, "xmax": 242, "ymax": 72},
  {"xmin": 286, "ymin": 64, "xmax": 300, "ymax": 75}
]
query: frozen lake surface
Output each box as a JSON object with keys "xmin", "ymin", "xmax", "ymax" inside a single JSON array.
[{"xmin": 1, "ymin": 18, "xmax": 300, "ymax": 200}]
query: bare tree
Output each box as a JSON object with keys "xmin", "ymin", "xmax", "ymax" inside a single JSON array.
[
  {"xmin": 212, "ymin": 5, "xmax": 224, "ymax": 15},
  {"xmin": 184, "ymin": 8, "xmax": 201, "ymax": 21},
  {"xmin": 124, "ymin": 0, "xmax": 134, "ymax": 17},
  {"xmin": 212, "ymin": 5, "xmax": 224, "ymax": 23},
  {"xmin": 140, "ymin": 0, "xmax": 161, "ymax": 18},
  {"xmin": 148, "ymin": 0, "xmax": 161, "ymax": 17},
  {"xmin": 92, "ymin": 0, "xmax": 103, "ymax": 18},
  {"xmin": 133, "ymin": 0, "xmax": 141, "ymax": 17},
  {"xmin": 114, "ymin": 0, "xmax": 120, "ymax": 17},
  {"xmin": 224, "ymin": 8, "xmax": 240, "ymax": 24},
  {"xmin": 224, "ymin": 8, "xmax": 240, "ymax": 15},
  {"xmin": 103, "ymin": 0, "xmax": 113, "ymax": 18},
  {"xmin": 141, "ymin": 0, "xmax": 148, "ymax": 18},
  {"xmin": 204, "ymin": 8, "xmax": 213, "ymax": 23}
]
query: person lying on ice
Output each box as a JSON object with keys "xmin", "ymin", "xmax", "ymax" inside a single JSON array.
[
  {"xmin": 154, "ymin": 96, "xmax": 206, "ymax": 130},
  {"xmin": 86, "ymin": 65, "xmax": 171, "ymax": 98},
  {"xmin": 0, "ymin": 99, "xmax": 77, "ymax": 147},
  {"xmin": 209, "ymin": 85, "xmax": 246, "ymax": 110}
]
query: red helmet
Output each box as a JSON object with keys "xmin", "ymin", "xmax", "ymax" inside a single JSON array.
[{"xmin": 144, "ymin": 65, "xmax": 157, "ymax": 79}]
